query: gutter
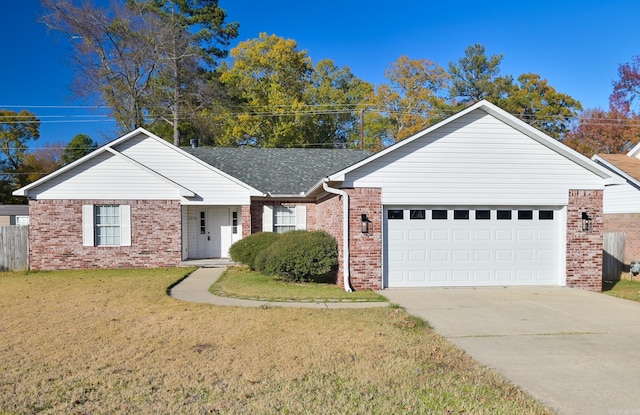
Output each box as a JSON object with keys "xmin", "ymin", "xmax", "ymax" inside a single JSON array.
[{"xmin": 322, "ymin": 180, "xmax": 353, "ymax": 292}]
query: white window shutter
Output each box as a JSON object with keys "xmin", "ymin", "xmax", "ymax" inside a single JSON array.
[
  {"xmin": 295, "ymin": 205, "xmax": 307, "ymax": 230},
  {"xmin": 120, "ymin": 205, "xmax": 132, "ymax": 246},
  {"xmin": 262, "ymin": 205, "xmax": 273, "ymax": 232},
  {"xmin": 82, "ymin": 205, "xmax": 94, "ymax": 247}
]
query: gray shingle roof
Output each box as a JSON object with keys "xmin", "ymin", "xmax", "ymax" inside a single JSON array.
[{"xmin": 182, "ymin": 147, "xmax": 372, "ymax": 195}]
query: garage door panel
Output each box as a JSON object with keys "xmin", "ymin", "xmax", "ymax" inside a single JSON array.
[{"xmin": 385, "ymin": 206, "xmax": 560, "ymax": 287}]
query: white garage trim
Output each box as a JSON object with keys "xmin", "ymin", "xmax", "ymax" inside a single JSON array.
[{"xmin": 384, "ymin": 206, "xmax": 565, "ymax": 287}]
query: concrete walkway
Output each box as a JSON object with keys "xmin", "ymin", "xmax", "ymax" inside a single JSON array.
[
  {"xmin": 169, "ymin": 266, "xmax": 388, "ymax": 309},
  {"xmin": 382, "ymin": 286, "xmax": 640, "ymax": 415}
]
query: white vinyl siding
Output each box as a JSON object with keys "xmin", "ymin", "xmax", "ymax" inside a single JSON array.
[
  {"xmin": 262, "ymin": 205, "xmax": 306, "ymax": 233},
  {"xmin": 602, "ymin": 182, "xmax": 640, "ymax": 214},
  {"xmin": 82, "ymin": 204, "xmax": 131, "ymax": 247},
  {"xmin": 343, "ymin": 110, "xmax": 605, "ymax": 206},
  {"xmin": 114, "ymin": 133, "xmax": 253, "ymax": 205},
  {"xmin": 24, "ymin": 132, "xmax": 254, "ymax": 204}
]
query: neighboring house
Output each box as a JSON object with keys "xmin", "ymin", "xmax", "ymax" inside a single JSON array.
[
  {"xmin": 13, "ymin": 100, "xmax": 622, "ymax": 292},
  {"xmin": 592, "ymin": 145, "xmax": 640, "ymax": 272},
  {"xmin": 0, "ymin": 205, "xmax": 29, "ymax": 226}
]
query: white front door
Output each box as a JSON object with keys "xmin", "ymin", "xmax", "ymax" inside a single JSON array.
[
  {"xmin": 207, "ymin": 207, "xmax": 231, "ymax": 258},
  {"xmin": 384, "ymin": 206, "xmax": 562, "ymax": 287},
  {"xmin": 186, "ymin": 206, "xmax": 236, "ymax": 259}
]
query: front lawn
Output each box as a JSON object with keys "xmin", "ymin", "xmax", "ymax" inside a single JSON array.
[
  {"xmin": 0, "ymin": 268, "xmax": 553, "ymax": 414},
  {"xmin": 210, "ymin": 265, "xmax": 385, "ymax": 302},
  {"xmin": 603, "ymin": 279, "xmax": 640, "ymax": 302}
]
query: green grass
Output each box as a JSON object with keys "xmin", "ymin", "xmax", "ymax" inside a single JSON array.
[
  {"xmin": 603, "ymin": 279, "xmax": 640, "ymax": 302},
  {"xmin": 0, "ymin": 267, "xmax": 553, "ymax": 414},
  {"xmin": 210, "ymin": 265, "xmax": 386, "ymax": 302}
]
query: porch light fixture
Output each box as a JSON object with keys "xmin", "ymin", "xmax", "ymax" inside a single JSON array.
[
  {"xmin": 361, "ymin": 214, "xmax": 372, "ymax": 234},
  {"xmin": 582, "ymin": 211, "xmax": 592, "ymax": 233}
]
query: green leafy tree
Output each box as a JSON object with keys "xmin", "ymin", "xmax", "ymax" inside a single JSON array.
[
  {"xmin": 448, "ymin": 43, "xmax": 509, "ymax": 104},
  {"xmin": 218, "ymin": 33, "xmax": 313, "ymax": 147},
  {"xmin": 363, "ymin": 55, "xmax": 450, "ymax": 148},
  {"xmin": 502, "ymin": 73, "xmax": 582, "ymax": 139},
  {"xmin": 0, "ymin": 110, "xmax": 40, "ymax": 203},
  {"xmin": 302, "ymin": 59, "xmax": 373, "ymax": 147},
  {"xmin": 61, "ymin": 134, "xmax": 99, "ymax": 165}
]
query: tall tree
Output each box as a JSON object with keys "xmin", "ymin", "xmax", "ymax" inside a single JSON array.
[
  {"xmin": 363, "ymin": 56, "xmax": 450, "ymax": 148},
  {"xmin": 563, "ymin": 108, "xmax": 640, "ymax": 155},
  {"xmin": 41, "ymin": 0, "xmax": 237, "ymax": 144},
  {"xmin": 61, "ymin": 134, "xmax": 99, "ymax": 165},
  {"xmin": 128, "ymin": 0, "xmax": 238, "ymax": 145},
  {"xmin": 0, "ymin": 110, "xmax": 40, "ymax": 203},
  {"xmin": 302, "ymin": 59, "xmax": 373, "ymax": 147},
  {"xmin": 42, "ymin": 0, "xmax": 157, "ymax": 131},
  {"xmin": 611, "ymin": 55, "xmax": 640, "ymax": 116},
  {"xmin": 448, "ymin": 43, "xmax": 508, "ymax": 104},
  {"xmin": 218, "ymin": 33, "xmax": 313, "ymax": 147},
  {"xmin": 503, "ymin": 73, "xmax": 582, "ymax": 139}
]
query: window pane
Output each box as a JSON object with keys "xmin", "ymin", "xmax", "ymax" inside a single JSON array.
[
  {"xmin": 431, "ymin": 210, "xmax": 447, "ymax": 220},
  {"xmin": 410, "ymin": 209, "xmax": 425, "ymax": 220},
  {"xmin": 95, "ymin": 205, "xmax": 121, "ymax": 246},
  {"xmin": 454, "ymin": 210, "xmax": 469, "ymax": 220},
  {"xmin": 274, "ymin": 206, "xmax": 296, "ymax": 233},
  {"xmin": 539, "ymin": 210, "xmax": 554, "ymax": 220},
  {"xmin": 475, "ymin": 210, "xmax": 491, "ymax": 220},
  {"xmin": 497, "ymin": 210, "xmax": 512, "ymax": 220},
  {"xmin": 518, "ymin": 210, "xmax": 533, "ymax": 220},
  {"xmin": 387, "ymin": 210, "xmax": 404, "ymax": 219}
]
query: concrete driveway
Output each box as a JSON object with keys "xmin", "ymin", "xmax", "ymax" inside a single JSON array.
[{"xmin": 381, "ymin": 286, "xmax": 640, "ymax": 415}]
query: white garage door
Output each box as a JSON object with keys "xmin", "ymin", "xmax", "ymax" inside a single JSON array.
[{"xmin": 384, "ymin": 207, "xmax": 561, "ymax": 287}]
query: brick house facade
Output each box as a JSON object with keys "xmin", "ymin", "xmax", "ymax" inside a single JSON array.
[{"xmin": 15, "ymin": 101, "xmax": 620, "ymax": 292}]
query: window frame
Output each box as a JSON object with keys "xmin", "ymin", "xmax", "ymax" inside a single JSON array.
[{"xmin": 83, "ymin": 204, "xmax": 131, "ymax": 247}]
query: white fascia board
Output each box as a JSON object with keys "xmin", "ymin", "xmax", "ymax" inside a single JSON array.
[
  {"xmin": 592, "ymin": 155, "xmax": 637, "ymax": 187},
  {"xmin": 104, "ymin": 147, "xmax": 195, "ymax": 197},
  {"xmin": 328, "ymin": 100, "xmax": 621, "ymax": 185}
]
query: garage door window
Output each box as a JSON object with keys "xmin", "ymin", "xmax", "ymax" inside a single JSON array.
[
  {"xmin": 539, "ymin": 210, "xmax": 554, "ymax": 220},
  {"xmin": 432, "ymin": 210, "xmax": 447, "ymax": 220},
  {"xmin": 475, "ymin": 210, "xmax": 491, "ymax": 220},
  {"xmin": 497, "ymin": 210, "xmax": 512, "ymax": 220},
  {"xmin": 388, "ymin": 209, "xmax": 404, "ymax": 219},
  {"xmin": 518, "ymin": 210, "xmax": 533, "ymax": 220},
  {"xmin": 410, "ymin": 209, "xmax": 425, "ymax": 220},
  {"xmin": 454, "ymin": 210, "xmax": 469, "ymax": 220}
]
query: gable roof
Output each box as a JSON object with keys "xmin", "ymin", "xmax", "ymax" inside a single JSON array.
[
  {"xmin": 326, "ymin": 100, "xmax": 623, "ymax": 185},
  {"xmin": 183, "ymin": 147, "xmax": 372, "ymax": 195},
  {"xmin": 593, "ymin": 153, "xmax": 640, "ymax": 185},
  {"xmin": 13, "ymin": 128, "xmax": 264, "ymax": 198}
]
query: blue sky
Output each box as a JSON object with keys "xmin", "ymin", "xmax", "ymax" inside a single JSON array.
[{"xmin": 2, "ymin": 0, "xmax": 640, "ymax": 148}]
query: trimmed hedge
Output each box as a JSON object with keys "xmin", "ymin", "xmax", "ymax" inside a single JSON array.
[
  {"xmin": 229, "ymin": 232, "xmax": 281, "ymax": 270},
  {"xmin": 255, "ymin": 230, "xmax": 338, "ymax": 282}
]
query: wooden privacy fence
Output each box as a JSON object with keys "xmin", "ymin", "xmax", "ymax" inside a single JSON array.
[
  {"xmin": 0, "ymin": 225, "xmax": 28, "ymax": 271},
  {"xmin": 603, "ymin": 232, "xmax": 625, "ymax": 280}
]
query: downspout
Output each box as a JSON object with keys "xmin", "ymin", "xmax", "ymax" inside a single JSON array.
[{"xmin": 322, "ymin": 180, "xmax": 353, "ymax": 292}]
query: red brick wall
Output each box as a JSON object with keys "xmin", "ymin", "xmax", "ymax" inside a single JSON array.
[
  {"xmin": 603, "ymin": 213, "xmax": 640, "ymax": 269},
  {"xmin": 313, "ymin": 194, "xmax": 344, "ymax": 287},
  {"xmin": 345, "ymin": 188, "xmax": 382, "ymax": 290},
  {"xmin": 566, "ymin": 189, "xmax": 603, "ymax": 291},
  {"xmin": 241, "ymin": 205, "xmax": 251, "ymax": 238},
  {"xmin": 29, "ymin": 199, "xmax": 182, "ymax": 270}
]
